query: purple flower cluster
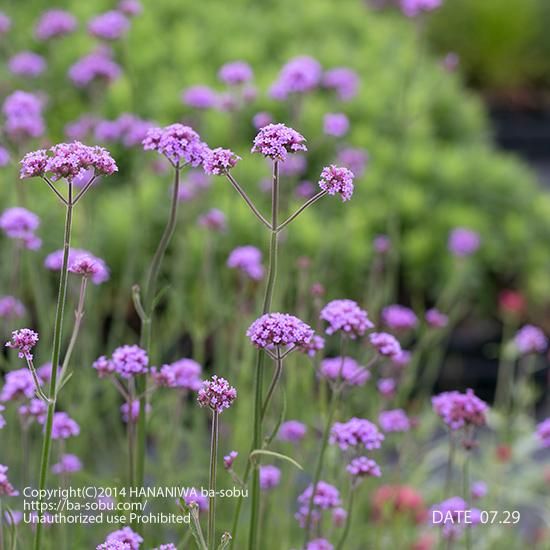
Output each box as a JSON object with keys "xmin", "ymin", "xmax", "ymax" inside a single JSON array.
[
  {"xmin": 251, "ymin": 123, "xmax": 307, "ymax": 161},
  {"xmin": 223, "ymin": 451, "xmax": 238, "ymax": 469},
  {"xmin": 377, "ymin": 378, "xmax": 396, "ymax": 398},
  {"xmin": 296, "ymin": 481, "xmax": 341, "ymax": 527},
  {"xmin": 219, "ymin": 61, "xmax": 253, "ymax": 85},
  {"xmin": 19, "ymin": 398, "xmax": 48, "ymax": 424},
  {"xmin": 2, "ymin": 91, "xmax": 45, "ymax": 140},
  {"xmin": 279, "ymin": 420, "xmax": 307, "ymax": 443},
  {"xmin": 323, "ymin": 67, "xmax": 359, "ymax": 101},
  {"xmin": 253, "ymin": 112, "xmax": 272, "ymax": 129},
  {"xmin": 118, "ymin": 0, "xmax": 142, "ymax": 17},
  {"xmin": 101, "ymin": 527, "xmax": 143, "ymax": 550},
  {"xmin": 0, "ymin": 146, "xmax": 10, "ymax": 167},
  {"xmin": 0, "ymin": 404, "xmax": 4, "ymax": 429},
  {"xmin": 95, "ymin": 114, "xmax": 155, "ymax": 148},
  {"xmin": 198, "ymin": 209, "xmax": 227, "ymax": 232},
  {"xmin": 151, "ymin": 358, "xmax": 202, "ymax": 391},
  {"xmin": 382, "ymin": 305, "xmax": 418, "ymax": 331},
  {"xmin": 337, "ymin": 147, "xmax": 369, "ymax": 178},
  {"xmin": 203, "ymin": 147, "xmax": 241, "ymax": 175},
  {"xmin": 432, "ymin": 389, "xmax": 488, "ymax": 430},
  {"xmin": 536, "ymin": 418, "xmax": 550, "ymax": 448},
  {"xmin": 181, "ymin": 85, "xmax": 218, "ymax": 110},
  {"xmin": 297, "ymin": 334, "xmax": 325, "ymax": 357},
  {"xmin": 52, "ymin": 454, "xmax": 82, "ymax": 475},
  {"xmin": 35, "ymin": 9, "xmax": 77, "ymax": 40},
  {"xmin": 318, "ymin": 165, "xmax": 354, "ymax": 201},
  {"xmin": 5, "ymin": 328, "xmax": 39, "ymax": 360},
  {"xmin": 346, "ymin": 456, "xmax": 382, "ymax": 478},
  {"xmin": 88, "ymin": 11, "xmax": 129, "ymax": 41},
  {"xmin": 401, "ymin": 0, "xmax": 442, "ymax": 17},
  {"xmin": 69, "ymin": 50, "xmax": 122, "ymax": 88},
  {"xmin": 448, "ymin": 228, "xmax": 480, "ymax": 257},
  {"xmin": 46, "ymin": 248, "xmax": 109, "ymax": 285},
  {"xmin": 120, "ymin": 400, "xmax": 150, "ymax": 423},
  {"xmin": 319, "ymin": 357, "xmax": 370, "ymax": 386},
  {"xmin": 182, "ymin": 488, "xmax": 209, "ymax": 511},
  {"xmin": 373, "ymin": 234, "xmax": 391, "ymax": 254},
  {"xmin": 514, "ymin": 325, "xmax": 547, "ymax": 355},
  {"xmin": 431, "ymin": 497, "xmax": 480, "ymax": 540},
  {"xmin": 330, "ymin": 417, "xmax": 384, "ymax": 450},
  {"xmin": 20, "ymin": 142, "xmax": 117, "ymax": 182},
  {"xmin": 112, "ymin": 345, "xmax": 149, "ymax": 378},
  {"xmin": 425, "ymin": 308, "xmax": 448, "ymax": 328},
  {"xmin": 8, "ymin": 52, "xmax": 46, "ymax": 78},
  {"xmin": 320, "ymin": 299, "xmax": 373, "ymax": 339},
  {"xmin": 197, "ymin": 375, "xmax": 237, "ymax": 414},
  {"xmin": 323, "ymin": 114, "xmax": 349, "ymax": 137},
  {"xmin": 270, "ymin": 56, "xmax": 322, "ymax": 99},
  {"xmin": 0, "ymin": 368, "xmax": 37, "ymax": 402},
  {"xmin": 0, "ymin": 12, "xmax": 11, "ymax": 34},
  {"xmin": 227, "ymin": 245, "xmax": 264, "ymax": 280},
  {"xmin": 247, "ymin": 313, "xmax": 314, "ymax": 350},
  {"xmin": 0, "ymin": 465, "xmax": 18, "ymax": 496},
  {"xmin": 369, "ymin": 332, "xmax": 402, "ymax": 358},
  {"xmin": 0, "ymin": 207, "xmax": 41, "ymax": 250},
  {"xmin": 259, "ymin": 465, "xmax": 281, "ymax": 490},
  {"xmin": 143, "ymin": 124, "xmax": 207, "ymax": 166},
  {"xmin": 51, "ymin": 412, "xmax": 80, "ymax": 439},
  {"xmin": 378, "ymin": 409, "xmax": 411, "ymax": 432},
  {"xmin": 471, "ymin": 481, "xmax": 487, "ymax": 500},
  {"xmin": 306, "ymin": 540, "xmax": 333, "ymax": 550}
]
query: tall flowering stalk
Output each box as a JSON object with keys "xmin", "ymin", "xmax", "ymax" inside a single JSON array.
[
  {"xmin": 134, "ymin": 124, "xmax": 208, "ymax": 488},
  {"xmin": 204, "ymin": 124, "xmax": 354, "ymax": 549},
  {"xmin": 18, "ymin": 142, "xmax": 117, "ymax": 550}
]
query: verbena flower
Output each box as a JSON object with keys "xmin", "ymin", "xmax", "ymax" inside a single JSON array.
[
  {"xmin": 430, "ymin": 497, "xmax": 480, "ymax": 541},
  {"xmin": 320, "ymin": 299, "xmax": 372, "ymax": 339},
  {"xmin": 118, "ymin": 0, "xmax": 143, "ymax": 17},
  {"xmin": 448, "ymin": 228, "xmax": 480, "ymax": 257},
  {"xmin": 514, "ymin": 325, "xmax": 547, "ymax": 355},
  {"xmin": 20, "ymin": 142, "xmax": 117, "ymax": 182},
  {"xmin": 5, "ymin": 328, "xmax": 39, "ymax": 360},
  {"xmin": 373, "ymin": 234, "xmax": 391, "ymax": 254},
  {"xmin": 8, "ymin": 52, "xmax": 46, "ymax": 78},
  {"xmin": 251, "ymin": 123, "xmax": 307, "ymax": 161},
  {"xmin": 0, "ymin": 146, "xmax": 10, "ymax": 167},
  {"xmin": 432, "ymin": 389, "xmax": 488, "ymax": 430},
  {"xmin": 279, "ymin": 154, "xmax": 307, "ymax": 177},
  {"xmin": 318, "ymin": 165, "xmax": 354, "ymax": 201},
  {"xmin": 330, "ymin": 417, "xmax": 384, "ymax": 450},
  {"xmin": 0, "ymin": 368, "xmax": 38, "ymax": 401},
  {"xmin": 35, "ymin": 9, "xmax": 77, "ymax": 40},
  {"xmin": 203, "ymin": 147, "xmax": 240, "ymax": 175},
  {"xmin": 46, "ymin": 249, "xmax": 110, "ymax": 285},
  {"xmin": 102, "ymin": 526, "xmax": 143, "ymax": 550},
  {"xmin": 0, "ymin": 207, "xmax": 41, "ymax": 250},
  {"xmin": 52, "ymin": 454, "xmax": 82, "ymax": 475},
  {"xmin": 377, "ymin": 378, "xmax": 396, "ymax": 398},
  {"xmin": 536, "ymin": 418, "xmax": 550, "ymax": 448},
  {"xmin": 332, "ymin": 507, "xmax": 347, "ymax": 528},
  {"xmin": 92, "ymin": 356, "xmax": 115, "ymax": 378},
  {"xmin": 2, "ymin": 91, "xmax": 45, "ymax": 140},
  {"xmin": 295, "ymin": 481, "xmax": 341, "ymax": 527},
  {"xmin": 391, "ymin": 350, "xmax": 411, "ymax": 368},
  {"xmin": 0, "ymin": 464, "xmax": 18, "ymax": 496},
  {"xmin": 68, "ymin": 255, "xmax": 108, "ymax": 282},
  {"xmin": 382, "ymin": 305, "xmax": 418, "ymax": 331},
  {"xmin": 181, "ymin": 85, "xmax": 218, "ymax": 109},
  {"xmin": 401, "ymin": 0, "xmax": 442, "ymax": 17},
  {"xmin": 259, "ymin": 465, "xmax": 281, "ymax": 490},
  {"xmin": 182, "ymin": 488, "xmax": 209, "ymax": 511},
  {"xmin": 337, "ymin": 147, "xmax": 368, "ymax": 178},
  {"xmin": 425, "ymin": 308, "xmax": 449, "ymax": 328},
  {"xmin": 120, "ymin": 400, "xmax": 150, "ymax": 423},
  {"xmin": 297, "ymin": 334, "xmax": 325, "ymax": 357},
  {"xmin": 65, "ymin": 115, "xmax": 97, "ymax": 141},
  {"xmin": 306, "ymin": 539, "xmax": 334, "ymax": 550},
  {"xmin": 0, "ymin": 405, "xmax": 5, "ymax": 429},
  {"xmin": 142, "ymin": 123, "xmax": 207, "ymax": 166},
  {"xmin": 111, "ymin": 345, "xmax": 149, "ymax": 378},
  {"xmin": 470, "ymin": 481, "xmax": 487, "ymax": 500},
  {"xmin": 0, "ymin": 296, "xmax": 26, "ymax": 319},
  {"xmin": 227, "ymin": 245, "xmax": 264, "ymax": 280},
  {"xmin": 18, "ymin": 398, "xmax": 47, "ymax": 424},
  {"xmin": 97, "ymin": 542, "xmax": 132, "ymax": 550},
  {"xmin": 347, "ymin": 456, "xmax": 382, "ymax": 478},
  {"xmin": 69, "ymin": 51, "xmax": 121, "ymax": 88},
  {"xmin": 270, "ymin": 56, "xmax": 322, "ymax": 99},
  {"xmin": 219, "ymin": 61, "xmax": 253, "ymax": 85},
  {"xmin": 323, "ymin": 113, "xmax": 349, "ymax": 137},
  {"xmin": 223, "ymin": 451, "xmax": 238, "ymax": 469},
  {"xmin": 151, "ymin": 358, "xmax": 202, "ymax": 391},
  {"xmin": 198, "ymin": 208, "xmax": 227, "ymax": 232},
  {"xmin": 369, "ymin": 332, "xmax": 402, "ymax": 358},
  {"xmin": 197, "ymin": 375, "xmax": 237, "ymax": 413},
  {"xmin": 319, "ymin": 357, "xmax": 370, "ymax": 386},
  {"xmin": 323, "ymin": 67, "xmax": 359, "ymax": 101},
  {"xmin": 378, "ymin": 409, "xmax": 411, "ymax": 432},
  {"xmin": 51, "ymin": 412, "xmax": 80, "ymax": 439},
  {"xmin": 247, "ymin": 313, "xmax": 314, "ymax": 350},
  {"xmin": 0, "ymin": 12, "xmax": 11, "ymax": 34},
  {"xmin": 279, "ymin": 420, "xmax": 307, "ymax": 443},
  {"xmin": 252, "ymin": 112, "xmax": 272, "ymax": 129},
  {"xmin": 88, "ymin": 11, "xmax": 129, "ymax": 40}
]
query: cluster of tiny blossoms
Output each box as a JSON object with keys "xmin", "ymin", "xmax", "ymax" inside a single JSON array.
[
  {"xmin": 295, "ymin": 481, "xmax": 341, "ymax": 528},
  {"xmin": 319, "ymin": 357, "xmax": 370, "ymax": 386},
  {"xmin": 318, "ymin": 165, "xmax": 354, "ymax": 202},
  {"xmin": 369, "ymin": 332, "xmax": 402, "ymax": 358},
  {"xmin": 151, "ymin": 358, "xmax": 202, "ymax": 391},
  {"xmin": 5, "ymin": 328, "xmax": 39, "ymax": 360},
  {"xmin": 92, "ymin": 345, "xmax": 149, "ymax": 379},
  {"xmin": 251, "ymin": 123, "xmax": 307, "ymax": 161},
  {"xmin": 320, "ymin": 299, "xmax": 373, "ymax": 339},
  {"xmin": 514, "ymin": 325, "xmax": 547, "ymax": 355},
  {"xmin": 197, "ymin": 375, "xmax": 237, "ymax": 414},
  {"xmin": 330, "ymin": 417, "xmax": 384, "ymax": 451},
  {"xmin": 247, "ymin": 312, "xmax": 314, "ymax": 351},
  {"xmin": 227, "ymin": 245, "xmax": 264, "ymax": 280},
  {"xmin": 44, "ymin": 248, "xmax": 110, "ymax": 284},
  {"xmin": 432, "ymin": 389, "xmax": 488, "ymax": 431}
]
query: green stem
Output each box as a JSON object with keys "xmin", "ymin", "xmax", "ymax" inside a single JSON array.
[
  {"xmin": 336, "ymin": 483, "xmax": 356, "ymax": 550},
  {"xmin": 463, "ymin": 449, "xmax": 471, "ymax": 550},
  {"xmin": 135, "ymin": 166, "xmax": 181, "ymax": 490},
  {"xmin": 34, "ymin": 186, "xmax": 73, "ymax": 550},
  {"xmin": 208, "ymin": 411, "xmax": 219, "ymax": 549},
  {"xmin": 261, "ymin": 349, "xmax": 283, "ymax": 420},
  {"xmin": 444, "ymin": 431, "xmax": 455, "ymax": 496}
]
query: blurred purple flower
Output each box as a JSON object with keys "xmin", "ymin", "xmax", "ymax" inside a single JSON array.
[
  {"xmin": 323, "ymin": 113, "xmax": 349, "ymax": 137},
  {"xmin": 323, "ymin": 67, "xmax": 359, "ymax": 101},
  {"xmin": 319, "ymin": 357, "xmax": 370, "ymax": 386},
  {"xmin": 514, "ymin": 325, "xmax": 547, "ymax": 355},
  {"xmin": 69, "ymin": 51, "xmax": 122, "ymax": 88},
  {"xmin": 219, "ymin": 61, "xmax": 253, "ymax": 85},
  {"xmin": 320, "ymin": 299, "xmax": 372, "ymax": 339},
  {"xmin": 51, "ymin": 412, "xmax": 80, "ymax": 439},
  {"xmin": 432, "ymin": 389, "xmax": 488, "ymax": 430},
  {"xmin": 0, "ymin": 296, "xmax": 26, "ymax": 319},
  {"xmin": 88, "ymin": 11, "xmax": 129, "ymax": 40},
  {"xmin": 330, "ymin": 417, "xmax": 384, "ymax": 451},
  {"xmin": 337, "ymin": 147, "xmax": 368, "ymax": 178},
  {"xmin": 181, "ymin": 85, "xmax": 218, "ymax": 109},
  {"xmin": 9, "ymin": 52, "xmax": 47, "ymax": 78},
  {"xmin": 378, "ymin": 409, "xmax": 411, "ymax": 432},
  {"xmin": 35, "ymin": 10, "xmax": 77, "ymax": 40},
  {"xmin": 2, "ymin": 91, "xmax": 45, "ymax": 140},
  {"xmin": 279, "ymin": 420, "xmax": 307, "ymax": 443},
  {"xmin": 259, "ymin": 465, "xmax": 281, "ymax": 490},
  {"xmin": 52, "ymin": 454, "xmax": 82, "ymax": 475},
  {"xmin": 227, "ymin": 245, "xmax": 264, "ymax": 280},
  {"xmin": 270, "ymin": 56, "xmax": 322, "ymax": 100},
  {"xmin": 448, "ymin": 228, "xmax": 480, "ymax": 257},
  {"xmin": 382, "ymin": 305, "xmax": 418, "ymax": 331}
]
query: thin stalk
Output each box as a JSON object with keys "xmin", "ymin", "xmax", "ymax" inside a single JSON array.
[
  {"xmin": 276, "ymin": 190, "xmax": 326, "ymax": 232},
  {"xmin": 135, "ymin": 166, "xmax": 181, "ymax": 489},
  {"xmin": 444, "ymin": 430, "xmax": 455, "ymax": 496},
  {"xmin": 247, "ymin": 161, "xmax": 279, "ymax": 550},
  {"xmin": 208, "ymin": 411, "xmax": 219, "ymax": 549},
  {"xmin": 261, "ymin": 348, "xmax": 283, "ymax": 420},
  {"xmin": 224, "ymin": 172, "xmax": 271, "ymax": 229},
  {"xmin": 25, "ymin": 358, "xmax": 49, "ymax": 402},
  {"xmin": 463, "ymin": 449, "xmax": 471, "ymax": 550},
  {"xmin": 336, "ymin": 482, "xmax": 356, "ymax": 550},
  {"xmin": 0, "ymin": 498, "xmax": 4, "ymax": 550},
  {"xmin": 34, "ymin": 185, "xmax": 73, "ymax": 550}
]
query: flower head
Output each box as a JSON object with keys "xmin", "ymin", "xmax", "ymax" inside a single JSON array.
[
  {"xmin": 471, "ymin": 481, "xmax": 487, "ymax": 500},
  {"xmin": 102, "ymin": 526, "xmax": 143, "ymax": 550},
  {"xmin": 323, "ymin": 114, "xmax": 349, "ymax": 137},
  {"xmin": 182, "ymin": 488, "xmax": 209, "ymax": 511},
  {"xmin": 111, "ymin": 345, "xmax": 149, "ymax": 379},
  {"xmin": 88, "ymin": 11, "xmax": 129, "ymax": 40},
  {"xmin": 251, "ymin": 123, "xmax": 307, "ymax": 161},
  {"xmin": 320, "ymin": 299, "xmax": 372, "ymax": 339},
  {"xmin": 369, "ymin": 332, "xmax": 402, "ymax": 358},
  {"xmin": 46, "ymin": 249, "xmax": 110, "ymax": 285},
  {"xmin": 247, "ymin": 313, "xmax": 314, "ymax": 350},
  {"xmin": 0, "ymin": 465, "xmax": 18, "ymax": 496},
  {"xmin": 0, "ymin": 207, "xmax": 41, "ymax": 249},
  {"xmin": 69, "ymin": 51, "xmax": 121, "ymax": 87},
  {"xmin": 347, "ymin": 456, "xmax": 382, "ymax": 478},
  {"xmin": 295, "ymin": 481, "xmax": 340, "ymax": 527},
  {"xmin": 382, "ymin": 305, "xmax": 418, "ymax": 331},
  {"xmin": 0, "ymin": 13, "xmax": 11, "ymax": 34},
  {"xmin": 152, "ymin": 358, "xmax": 202, "ymax": 391},
  {"xmin": 378, "ymin": 409, "xmax": 411, "ymax": 433},
  {"xmin": 2, "ymin": 91, "xmax": 45, "ymax": 140},
  {"xmin": 270, "ymin": 56, "xmax": 322, "ymax": 99},
  {"xmin": 401, "ymin": 0, "xmax": 442, "ymax": 17},
  {"xmin": 297, "ymin": 334, "xmax": 325, "ymax": 357},
  {"xmin": 514, "ymin": 325, "xmax": 547, "ymax": 355},
  {"xmin": 5, "ymin": 328, "xmax": 39, "ymax": 360},
  {"xmin": 253, "ymin": 112, "xmax": 272, "ymax": 129},
  {"xmin": 373, "ymin": 234, "xmax": 391, "ymax": 254},
  {"xmin": 448, "ymin": 228, "xmax": 480, "ymax": 257},
  {"xmin": 143, "ymin": 124, "xmax": 207, "ymax": 166},
  {"xmin": 181, "ymin": 86, "xmax": 218, "ymax": 110},
  {"xmin": 52, "ymin": 454, "xmax": 82, "ymax": 475},
  {"xmin": 377, "ymin": 378, "xmax": 396, "ymax": 398},
  {"xmin": 197, "ymin": 375, "xmax": 236, "ymax": 413},
  {"xmin": 120, "ymin": 400, "xmax": 150, "ymax": 423},
  {"xmin": 318, "ymin": 165, "xmax": 354, "ymax": 201},
  {"xmin": 323, "ymin": 67, "xmax": 359, "ymax": 101},
  {"xmin": 0, "ymin": 368, "xmax": 38, "ymax": 402},
  {"xmin": 35, "ymin": 9, "xmax": 77, "ymax": 40},
  {"xmin": 8, "ymin": 52, "xmax": 46, "ymax": 78},
  {"xmin": 259, "ymin": 465, "xmax": 281, "ymax": 490},
  {"xmin": 306, "ymin": 539, "xmax": 334, "ymax": 550},
  {"xmin": 432, "ymin": 389, "xmax": 488, "ymax": 430},
  {"xmin": 227, "ymin": 245, "xmax": 264, "ymax": 280},
  {"xmin": 51, "ymin": 412, "xmax": 80, "ymax": 439},
  {"xmin": 198, "ymin": 209, "xmax": 227, "ymax": 232},
  {"xmin": 219, "ymin": 61, "xmax": 253, "ymax": 85},
  {"xmin": 319, "ymin": 357, "xmax": 370, "ymax": 386},
  {"xmin": 118, "ymin": 0, "xmax": 142, "ymax": 16},
  {"xmin": 425, "ymin": 308, "xmax": 448, "ymax": 328},
  {"xmin": 203, "ymin": 147, "xmax": 240, "ymax": 175},
  {"xmin": 18, "ymin": 398, "xmax": 48, "ymax": 424},
  {"xmin": 223, "ymin": 451, "xmax": 238, "ymax": 470},
  {"xmin": 536, "ymin": 418, "xmax": 550, "ymax": 448},
  {"xmin": 330, "ymin": 417, "xmax": 384, "ymax": 451},
  {"xmin": 279, "ymin": 420, "xmax": 307, "ymax": 443},
  {"xmin": 337, "ymin": 148, "xmax": 369, "ymax": 178}
]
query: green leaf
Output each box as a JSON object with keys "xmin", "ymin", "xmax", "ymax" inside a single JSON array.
[{"xmin": 249, "ymin": 449, "xmax": 303, "ymax": 470}]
